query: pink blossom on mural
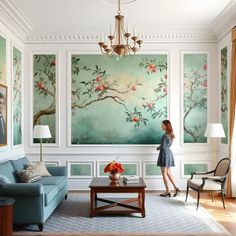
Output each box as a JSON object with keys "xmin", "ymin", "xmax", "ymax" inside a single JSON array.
[
  {"xmin": 131, "ymin": 85, "xmax": 136, "ymax": 91},
  {"xmin": 202, "ymin": 80, "xmax": 207, "ymax": 88},
  {"xmin": 203, "ymin": 64, "xmax": 207, "ymax": 70},
  {"xmin": 37, "ymin": 82, "xmax": 44, "ymax": 90},
  {"xmin": 96, "ymin": 76, "xmax": 102, "ymax": 82},
  {"xmin": 146, "ymin": 64, "xmax": 157, "ymax": 73},
  {"xmin": 162, "ymin": 87, "xmax": 167, "ymax": 94},
  {"xmin": 132, "ymin": 117, "xmax": 140, "ymax": 123},
  {"xmin": 50, "ymin": 60, "xmax": 56, "ymax": 67},
  {"xmin": 95, "ymin": 85, "xmax": 104, "ymax": 91},
  {"xmin": 164, "ymin": 74, "xmax": 167, "ymax": 80}
]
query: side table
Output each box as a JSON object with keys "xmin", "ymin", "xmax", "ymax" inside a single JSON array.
[{"xmin": 0, "ymin": 197, "xmax": 15, "ymax": 236}]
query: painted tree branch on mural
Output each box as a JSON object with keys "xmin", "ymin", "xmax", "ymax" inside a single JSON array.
[
  {"xmin": 13, "ymin": 47, "xmax": 22, "ymax": 145},
  {"xmin": 33, "ymin": 55, "xmax": 56, "ymax": 126},
  {"xmin": 71, "ymin": 55, "xmax": 168, "ymax": 144},
  {"xmin": 139, "ymin": 57, "xmax": 168, "ymax": 119},
  {"xmin": 184, "ymin": 68, "xmax": 207, "ymax": 142},
  {"xmin": 71, "ymin": 56, "xmax": 149, "ymax": 127}
]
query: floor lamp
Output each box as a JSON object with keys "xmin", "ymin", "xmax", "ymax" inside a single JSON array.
[
  {"xmin": 33, "ymin": 125, "xmax": 52, "ymax": 162},
  {"xmin": 204, "ymin": 123, "xmax": 225, "ymax": 166}
]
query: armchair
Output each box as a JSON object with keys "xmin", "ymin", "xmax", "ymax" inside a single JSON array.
[{"xmin": 185, "ymin": 158, "xmax": 231, "ymax": 210}]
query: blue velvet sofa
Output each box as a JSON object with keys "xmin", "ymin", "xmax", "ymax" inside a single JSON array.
[{"xmin": 0, "ymin": 156, "xmax": 68, "ymax": 231}]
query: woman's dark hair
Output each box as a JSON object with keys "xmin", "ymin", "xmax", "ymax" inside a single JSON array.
[{"xmin": 162, "ymin": 120, "xmax": 175, "ymax": 140}]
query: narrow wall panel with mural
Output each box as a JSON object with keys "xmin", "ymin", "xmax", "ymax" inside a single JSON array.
[
  {"xmin": 183, "ymin": 53, "xmax": 208, "ymax": 144},
  {"xmin": 70, "ymin": 54, "xmax": 168, "ymax": 145},
  {"xmin": 220, "ymin": 47, "xmax": 228, "ymax": 144},
  {"xmin": 33, "ymin": 54, "xmax": 57, "ymax": 144},
  {"xmin": 0, "ymin": 35, "xmax": 6, "ymax": 85},
  {"xmin": 12, "ymin": 46, "xmax": 22, "ymax": 146}
]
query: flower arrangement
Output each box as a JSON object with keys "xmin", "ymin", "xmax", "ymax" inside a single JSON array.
[{"xmin": 104, "ymin": 160, "xmax": 125, "ymax": 174}]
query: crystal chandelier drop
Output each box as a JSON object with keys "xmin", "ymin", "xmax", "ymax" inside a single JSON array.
[{"xmin": 98, "ymin": 0, "xmax": 143, "ymax": 56}]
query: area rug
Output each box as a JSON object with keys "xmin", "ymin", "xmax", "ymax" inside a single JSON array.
[{"xmin": 13, "ymin": 192, "xmax": 230, "ymax": 236}]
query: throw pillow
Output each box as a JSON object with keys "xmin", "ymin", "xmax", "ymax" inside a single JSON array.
[
  {"xmin": 16, "ymin": 168, "xmax": 41, "ymax": 183},
  {"xmin": 27, "ymin": 162, "xmax": 51, "ymax": 177},
  {"xmin": 0, "ymin": 175, "xmax": 11, "ymax": 184}
]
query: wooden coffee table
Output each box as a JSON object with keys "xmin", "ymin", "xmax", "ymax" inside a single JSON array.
[{"xmin": 89, "ymin": 177, "xmax": 146, "ymax": 218}]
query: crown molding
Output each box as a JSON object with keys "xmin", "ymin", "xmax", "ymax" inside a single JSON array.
[
  {"xmin": 0, "ymin": 0, "xmax": 32, "ymax": 41},
  {"xmin": 210, "ymin": 0, "xmax": 236, "ymax": 41},
  {"xmin": 25, "ymin": 31, "xmax": 217, "ymax": 44}
]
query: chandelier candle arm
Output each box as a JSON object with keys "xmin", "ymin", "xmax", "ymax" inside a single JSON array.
[{"xmin": 98, "ymin": 0, "xmax": 143, "ymax": 56}]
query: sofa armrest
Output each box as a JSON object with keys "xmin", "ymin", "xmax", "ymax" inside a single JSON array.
[
  {"xmin": 0, "ymin": 183, "xmax": 44, "ymax": 196},
  {"xmin": 47, "ymin": 166, "xmax": 67, "ymax": 177}
]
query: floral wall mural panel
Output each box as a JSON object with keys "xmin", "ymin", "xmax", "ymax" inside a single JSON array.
[
  {"xmin": 33, "ymin": 54, "xmax": 56, "ymax": 143},
  {"xmin": 13, "ymin": 47, "xmax": 22, "ymax": 145},
  {"xmin": 71, "ymin": 55, "xmax": 168, "ymax": 144},
  {"xmin": 0, "ymin": 36, "xmax": 6, "ymax": 84},
  {"xmin": 183, "ymin": 53, "xmax": 208, "ymax": 143},
  {"xmin": 221, "ymin": 47, "xmax": 228, "ymax": 144}
]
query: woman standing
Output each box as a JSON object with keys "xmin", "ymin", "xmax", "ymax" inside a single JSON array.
[{"xmin": 157, "ymin": 120, "xmax": 180, "ymax": 197}]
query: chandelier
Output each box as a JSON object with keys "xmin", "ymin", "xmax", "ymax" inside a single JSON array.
[{"xmin": 98, "ymin": 0, "xmax": 143, "ymax": 56}]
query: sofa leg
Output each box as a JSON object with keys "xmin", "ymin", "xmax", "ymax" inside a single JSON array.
[
  {"xmin": 65, "ymin": 194, "xmax": 68, "ymax": 200},
  {"xmin": 38, "ymin": 223, "xmax": 43, "ymax": 231}
]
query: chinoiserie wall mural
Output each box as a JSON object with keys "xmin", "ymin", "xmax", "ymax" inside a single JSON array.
[
  {"xmin": 33, "ymin": 54, "xmax": 56, "ymax": 143},
  {"xmin": 0, "ymin": 36, "xmax": 6, "ymax": 84},
  {"xmin": 221, "ymin": 47, "xmax": 228, "ymax": 144},
  {"xmin": 71, "ymin": 55, "xmax": 168, "ymax": 144},
  {"xmin": 183, "ymin": 53, "xmax": 208, "ymax": 143},
  {"xmin": 13, "ymin": 46, "xmax": 22, "ymax": 145}
]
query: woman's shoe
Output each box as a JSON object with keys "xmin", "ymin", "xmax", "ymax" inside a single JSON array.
[
  {"xmin": 160, "ymin": 192, "xmax": 171, "ymax": 197},
  {"xmin": 173, "ymin": 188, "xmax": 180, "ymax": 197}
]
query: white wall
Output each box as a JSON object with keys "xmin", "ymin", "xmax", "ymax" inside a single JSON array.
[
  {"xmin": 24, "ymin": 41, "xmax": 218, "ymax": 190},
  {"xmin": 0, "ymin": 18, "xmax": 25, "ymax": 162}
]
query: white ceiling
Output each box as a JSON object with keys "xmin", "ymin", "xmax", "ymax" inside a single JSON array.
[{"xmin": 13, "ymin": 0, "xmax": 233, "ymax": 36}]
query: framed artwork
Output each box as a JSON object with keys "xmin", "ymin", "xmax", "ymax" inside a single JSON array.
[
  {"xmin": 70, "ymin": 54, "xmax": 168, "ymax": 145},
  {"xmin": 33, "ymin": 54, "xmax": 57, "ymax": 144},
  {"xmin": 182, "ymin": 52, "xmax": 208, "ymax": 144},
  {"xmin": 0, "ymin": 84, "xmax": 7, "ymax": 146},
  {"xmin": 220, "ymin": 47, "xmax": 228, "ymax": 144},
  {"xmin": 12, "ymin": 46, "xmax": 22, "ymax": 146},
  {"xmin": 0, "ymin": 35, "xmax": 6, "ymax": 84},
  {"xmin": 67, "ymin": 161, "xmax": 95, "ymax": 178}
]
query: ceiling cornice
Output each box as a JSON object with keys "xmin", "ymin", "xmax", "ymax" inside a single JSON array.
[
  {"xmin": 25, "ymin": 31, "xmax": 217, "ymax": 44},
  {"xmin": 209, "ymin": 0, "xmax": 236, "ymax": 40},
  {"xmin": 0, "ymin": 0, "xmax": 32, "ymax": 41}
]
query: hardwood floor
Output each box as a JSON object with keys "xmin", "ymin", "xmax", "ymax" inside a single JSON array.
[{"xmin": 189, "ymin": 191, "xmax": 236, "ymax": 236}]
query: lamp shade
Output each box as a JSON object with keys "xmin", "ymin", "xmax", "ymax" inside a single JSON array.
[
  {"xmin": 33, "ymin": 125, "xmax": 52, "ymax": 139},
  {"xmin": 204, "ymin": 123, "xmax": 225, "ymax": 138}
]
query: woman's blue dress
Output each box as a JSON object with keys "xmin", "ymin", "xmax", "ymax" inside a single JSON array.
[{"xmin": 157, "ymin": 134, "xmax": 175, "ymax": 167}]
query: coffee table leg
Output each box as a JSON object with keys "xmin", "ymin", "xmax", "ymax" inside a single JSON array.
[
  {"xmin": 141, "ymin": 191, "xmax": 145, "ymax": 218},
  {"xmin": 90, "ymin": 190, "xmax": 94, "ymax": 217}
]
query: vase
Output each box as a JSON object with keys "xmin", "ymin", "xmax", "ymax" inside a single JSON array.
[{"xmin": 109, "ymin": 172, "xmax": 120, "ymax": 183}]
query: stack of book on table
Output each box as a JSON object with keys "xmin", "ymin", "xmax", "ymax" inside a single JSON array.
[{"xmin": 123, "ymin": 175, "xmax": 140, "ymax": 184}]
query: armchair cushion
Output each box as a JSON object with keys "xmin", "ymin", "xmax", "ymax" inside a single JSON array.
[{"xmin": 188, "ymin": 179, "xmax": 222, "ymax": 191}]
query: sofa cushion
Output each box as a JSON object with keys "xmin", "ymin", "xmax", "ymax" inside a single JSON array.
[
  {"xmin": 0, "ymin": 161, "xmax": 17, "ymax": 183},
  {"xmin": 10, "ymin": 157, "xmax": 30, "ymax": 172},
  {"xmin": 27, "ymin": 162, "xmax": 51, "ymax": 177},
  {"xmin": 43, "ymin": 185, "xmax": 58, "ymax": 205},
  {"xmin": 35, "ymin": 176, "xmax": 67, "ymax": 191},
  {"xmin": 16, "ymin": 167, "xmax": 42, "ymax": 183},
  {"xmin": 0, "ymin": 175, "xmax": 11, "ymax": 184}
]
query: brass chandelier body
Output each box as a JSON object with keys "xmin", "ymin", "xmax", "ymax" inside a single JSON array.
[{"xmin": 98, "ymin": 0, "xmax": 143, "ymax": 56}]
